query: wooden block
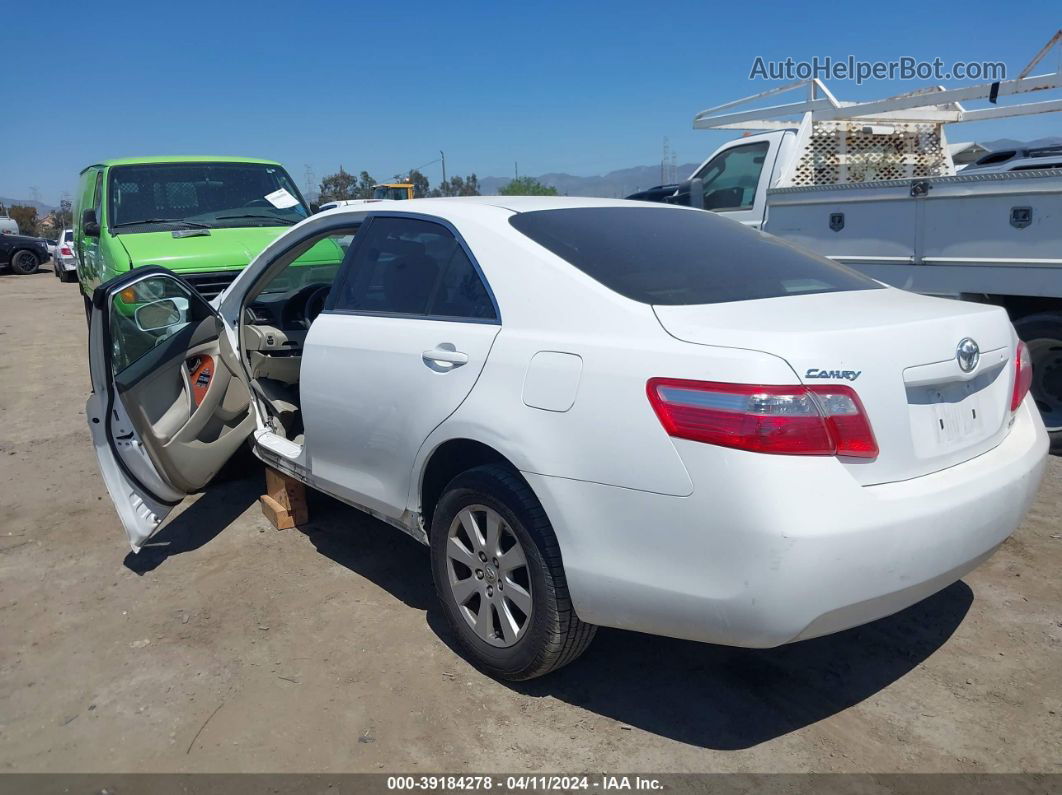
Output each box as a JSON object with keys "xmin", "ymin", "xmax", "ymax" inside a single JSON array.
[
  {"xmin": 260, "ymin": 494, "xmax": 297, "ymax": 529},
  {"xmin": 261, "ymin": 467, "xmax": 309, "ymax": 529}
]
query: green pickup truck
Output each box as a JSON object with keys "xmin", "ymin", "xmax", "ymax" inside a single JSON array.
[{"xmin": 74, "ymin": 156, "xmax": 334, "ymax": 310}]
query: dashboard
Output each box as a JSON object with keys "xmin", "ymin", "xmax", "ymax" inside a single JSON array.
[{"xmin": 245, "ymin": 283, "xmax": 331, "ymax": 334}]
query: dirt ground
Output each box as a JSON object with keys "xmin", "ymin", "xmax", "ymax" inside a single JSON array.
[{"xmin": 0, "ymin": 265, "xmax": 1060, "ymax": 774}]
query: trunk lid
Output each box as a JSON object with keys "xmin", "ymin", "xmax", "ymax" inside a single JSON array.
[{"xmin": 654, "ymin": 288, "xmax": 1016, "ymax": 485}]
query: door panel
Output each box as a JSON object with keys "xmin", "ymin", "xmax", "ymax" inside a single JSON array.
[
  {"xmin": 117, "ymin": 328, "xmax": 252, "ymax": 493},
  {"xmin": 300, "ymin": 314, "xmax": 498, "ymax": 517},
  {"xmin": 87, "ymin": 267, "xmax": 253, "ymax": 549}
]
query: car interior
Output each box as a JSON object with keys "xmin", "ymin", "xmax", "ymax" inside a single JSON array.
[
  {"xmin": 238, "ymin": 227, "xmax": 358, "ymax": 444},
  {"xmin": 101, "ymin": 226, "xmax": 354, "ymax": 496},
  {"xmin": 239, "ymin": 218, "xmax": 496, "ymax": 446}
]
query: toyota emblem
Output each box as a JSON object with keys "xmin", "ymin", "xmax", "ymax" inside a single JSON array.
[{"xmin": 956, "ymin": 338, "xmax": 980, "ymax": 373}]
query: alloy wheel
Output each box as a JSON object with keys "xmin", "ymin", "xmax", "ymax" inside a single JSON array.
[
  {"xmin": 444, "ymin": 504, "xmax": 532, "ymax": 648},
  {"xmin": 12, "ymin": 251, "xmax": 38, "ymax": 274}
]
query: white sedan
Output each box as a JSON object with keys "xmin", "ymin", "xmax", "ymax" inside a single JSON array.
[
  {"xmin": 86, "ymin": 197, "xmax": 1048, "ymax": 680},
  {"xmin": 53, "ymin": 228, "xmax": 78, "ymax": 282}
]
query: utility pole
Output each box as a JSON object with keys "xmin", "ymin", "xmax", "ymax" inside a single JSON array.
[
  {"xmin": 661, "ymin": 138, "xmax": 671, "ymax": 185},
  {"xmin": 440, "ymin": 150, "xmax": 446, "ymax": 184},
  {"xmin": 514, "ymin": 161, "xmax": 518, "ymax": 179}
]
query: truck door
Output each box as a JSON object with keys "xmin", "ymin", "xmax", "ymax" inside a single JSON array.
[
  {"xmin": 686, "ymin": 137, "xmax": 787, "ymax": 228},
  {"xmin": 77, "ymin": 169, "xmax": 104, "ymax": 291}
]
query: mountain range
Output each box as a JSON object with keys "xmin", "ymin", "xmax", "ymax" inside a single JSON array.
[
  {"xmin": 979, "ymin": 136, "xmax": 1062, "ymax": 151},
  {"xmin": 0, "ymin": 197, "xmax": 57, "ymax": 215},
  {"xmin": 478, "ymin": 163, "xmax": 702, "ymax": 198},
  {"xmin": 7, "ymin": 137, "xmax": 1061, "ymax": 210}
]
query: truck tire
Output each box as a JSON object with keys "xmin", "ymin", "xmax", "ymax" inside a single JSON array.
[
  {"xmin": 10, "ymin": 249, "xmax": 40, "ymax": 275},
  {"xmin": 430, "ymin": 464, "xmax": 596, "ymax": 680},
  {"xmin": 1013, "ymin": 312, "xmax": 1062, "ymax": 453}
]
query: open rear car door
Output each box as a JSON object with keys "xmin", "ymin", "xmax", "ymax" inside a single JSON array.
[{"xmin": 86, "ymin": 266, "xmax": 255, "ymax": 551}]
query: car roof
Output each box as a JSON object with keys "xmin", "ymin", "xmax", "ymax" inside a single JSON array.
[
  {"xmin": 332, "ymin": 195, "xmax": 684, "ymax": 215},
  {"xmin": 81, "ymin": 155, "xmax": 283, "ymax": 174}
]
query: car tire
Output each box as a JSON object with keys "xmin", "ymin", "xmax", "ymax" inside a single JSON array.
[
  {"xmin": 430, "ymin": 464, "xmax": 596, "ymax": 681},
  {"xmin": 10, "ymin": 249, "xmax": 40, "ymax": 275},
  {"xmin": 1014, "ymin": 312, "xmax": 1062, "ymax": 453},
  {"xmin": 59, "ymin": 267, "xmax": 77, "ymax": 283}
]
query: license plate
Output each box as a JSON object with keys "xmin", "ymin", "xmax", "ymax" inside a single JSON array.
[{"xmin": 930, "ymin": 386, "xmax": 983, "ymax": 444}]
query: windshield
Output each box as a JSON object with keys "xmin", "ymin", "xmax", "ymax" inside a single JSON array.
[
  {"xmin": 372, "ymin": 185, "xmax": 410, "ymax": 200},
  {"xmin": 108, "ymin": 162, "xmax": 309, "ymax": 231},
  {"xmin": 509, "ymin": 206, "xmax": 883, "ymax": 305}
]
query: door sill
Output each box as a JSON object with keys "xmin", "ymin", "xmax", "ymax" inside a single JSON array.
[{"xmin": 255, "ymin": 430, "xmax": 303, "ymax": 460}]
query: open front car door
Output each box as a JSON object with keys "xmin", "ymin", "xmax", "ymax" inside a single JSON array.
[{"xmin": 86, "ymin": 266, "xmax": 255, "ymax": 551}]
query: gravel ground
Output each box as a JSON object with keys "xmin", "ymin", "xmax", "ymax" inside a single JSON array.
[{"xmin": 1, "ymin": 267, "xmax": 1060, "ymax": 773}]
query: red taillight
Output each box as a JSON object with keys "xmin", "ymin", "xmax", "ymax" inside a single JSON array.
[
  {"xmin": 646, "ymin": 378, "xmax": 878, "ymax": 458},
  {"xmin": 1011, "ymin": 341, "xmax": 1032, "ymax": 412},
  {"xmin": 60, "ymin": 245, "xmax": 72, "ymax": 256}
]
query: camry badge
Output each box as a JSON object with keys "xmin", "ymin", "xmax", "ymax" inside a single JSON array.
[{"xmin": 956, "ymin": 338, "xmax": 980, "ymax": 373}]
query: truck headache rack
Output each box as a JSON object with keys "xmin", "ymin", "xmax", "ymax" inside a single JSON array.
[{"xmin": 693, "ymin": 31, "xmax": 1062, "ymax": 187}]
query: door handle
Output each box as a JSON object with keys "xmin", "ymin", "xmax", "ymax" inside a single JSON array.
[{"xmin": 422, "ymin": 346, "xmax": 469, "ymax": 368}]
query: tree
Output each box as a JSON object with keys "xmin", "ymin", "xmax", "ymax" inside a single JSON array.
[
  {"xmin": 8, "ymin": 205, "xmax": 38, "ymax": 236},
  {"xmin": 434, "ymin": 174, "xmax": 481, "ymax": 197},
  {"xmin": 48, "ymin": 199, "xmax": 73, "ymax": 232},
  {"xmin": 318, "ymin": 167, "xmax": 358, "ymax": 203},
  {"xmin": 58, "ymin": 199, "xmax": 73, "ymax": 230},
  {"xmin": 355, "ymin": 171, "xmax": 377, "ymax": 200},
  {"xmin": 498, "ymin": 177, "xmax": 557, "ymax": 196},
  {"xmin": 404, "ymin": 169, "xmax": 431, "ymax": 198}
]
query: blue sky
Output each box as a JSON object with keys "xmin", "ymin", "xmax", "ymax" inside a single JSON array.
[{"xmin": 3, "ymin": 0, "xmax": 1060, "ymax": 204}]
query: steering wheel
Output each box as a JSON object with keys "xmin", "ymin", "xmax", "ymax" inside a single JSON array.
[{"xmin": 304, "ymin": 285, "xmax": 331, "ymax": 325}]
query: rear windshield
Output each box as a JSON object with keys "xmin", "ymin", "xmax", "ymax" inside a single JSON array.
[{"xmin": 509, "ymin": 206, "xmax": 882, "ymax": 305}]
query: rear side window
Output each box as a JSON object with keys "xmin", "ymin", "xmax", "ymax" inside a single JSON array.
[
  {"xmin": 509, "ymin": 206, "xmax": 882, "ymax": 306},
  {"xmin": 332, "ymin": 217, "xmax": 497, "ymax": 320}
]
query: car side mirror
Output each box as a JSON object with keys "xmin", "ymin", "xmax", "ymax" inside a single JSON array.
[
  {"xmin": 688, "ymin": 178, "xmax": 705, "ymax": 210},
  {"xmin": 82, "ymin": 209, "xmax": 101, "ymax": 237},
  {"xmin": 134, "ymin": 297, "xmax": 187, "ymax": 332}
]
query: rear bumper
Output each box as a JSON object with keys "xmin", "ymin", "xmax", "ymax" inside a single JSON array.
[
  {"xmin": 56, "ymin": 257, "xmax": 77, "ymax": 272},
  {"xmin": 525, "ymin": 399, "xmax": 1048, "ymax": 647}
]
